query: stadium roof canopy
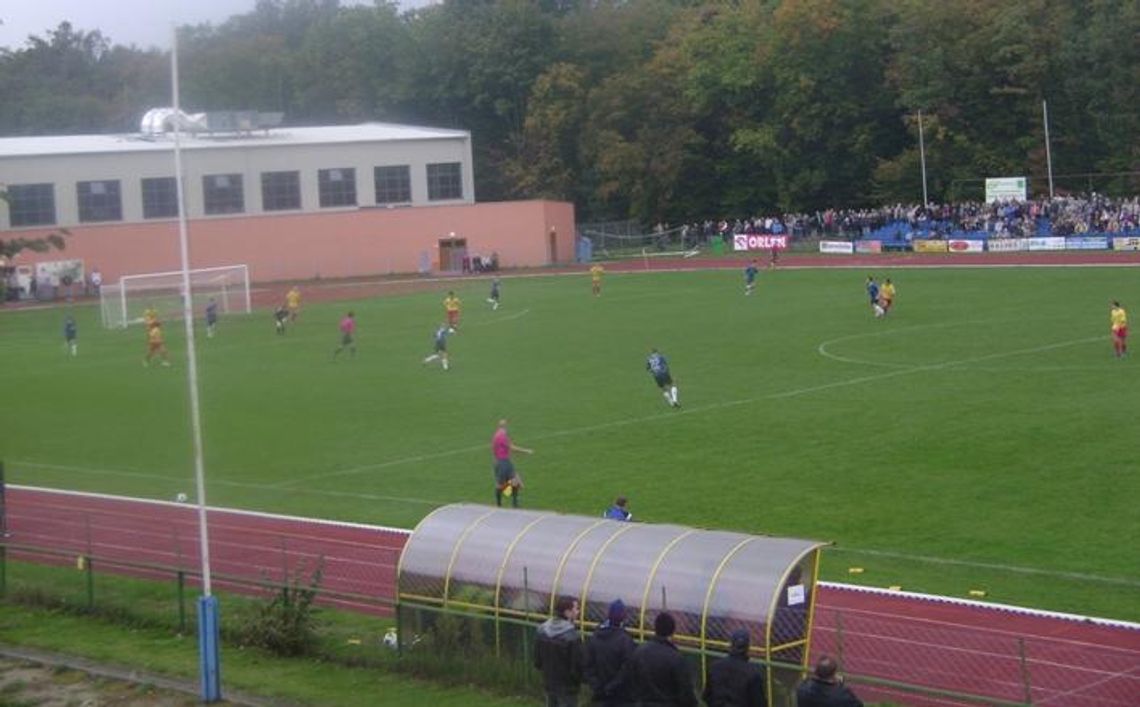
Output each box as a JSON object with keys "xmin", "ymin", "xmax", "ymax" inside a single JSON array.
[
  {"xmin": 0, "ymin": 122, "xmax": 470, "ymax": 158},
  {"xmin": 397, "ymin": 503, "xmax": 827, "ymax": 689}
]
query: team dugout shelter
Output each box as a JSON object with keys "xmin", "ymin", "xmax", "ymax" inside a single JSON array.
[{"xmin": 397, "ymin": 504, "xmax": 827, "ymax": 701}]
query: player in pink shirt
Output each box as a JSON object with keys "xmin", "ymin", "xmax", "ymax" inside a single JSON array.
[
  {"xmin": 492, "ymin": 419, "xmax": 533, "ymax": 507},
  {"xmin": 333, "ymin": 311, "xmax": 356, "ymax": 360}
]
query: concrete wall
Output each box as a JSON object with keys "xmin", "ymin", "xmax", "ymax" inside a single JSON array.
[{"xmin": 7, "ymin": 199, "xmax": 576, "ymax": 283}]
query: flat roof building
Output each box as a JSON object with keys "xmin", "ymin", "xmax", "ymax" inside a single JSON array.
[
  {"xmin": 0, "ymin": 122, "xmax": 474, "ymax": 228},
  {"xmin": 1, "ymin": 117, "xmax": 574, "ymax": 284}
]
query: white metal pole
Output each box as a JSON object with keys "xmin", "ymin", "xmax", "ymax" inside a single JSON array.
[
  {"xmin": 918, "ymin": 110, "xmax": 929, "ymax": 208},
  {"xmin": 171, "ymin": 29, "xmax": 213, "ymax": 598},
  {"xmin": 172, "ymin": 27, "xmax": 222, "ymax": 702},
  {"xmin": 1042, "ymin": 100, "xmax": 1055, "ymax": 199},
  {"xmin": 242, "ymin": 264, "xmax": 251, "ymax": 314}
]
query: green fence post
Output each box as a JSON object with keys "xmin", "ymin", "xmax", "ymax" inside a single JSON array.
[
  {"xmin": 177, "ymin": 570, "xmax": 187, "ymax": 633},
  {"xmin": 84, "ymin": 556, "xmax": 94, "ymax": 609},
  {"xmin": 1017, "ymin": 637, "xmax": 1032, "ymax": 705},
  {"xmin": 522, "ymin": 567, "xmax": 530, "ymax": 687}
]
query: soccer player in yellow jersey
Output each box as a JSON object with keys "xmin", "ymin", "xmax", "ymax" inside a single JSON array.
[
  {"xmin": 144, "ymin": 322, "xmax": 171, "ymax": 367},
  {"xmin": 880, "ymin": 278, "xmax": 896, "ymax": 315},
  {"xmin": 1110, "ymin": 300, "xmax": 1128, "ymax": 358},
  {"xmin": 590, "ymin": 264, "xmax": 604, "ymax": 296},
  {"xmin": 143, "ymin": 306, "xmax": 159, "ymax": 330},
  {"xmin": 286, "ymin": 286, "xmax": 301, "ymax": 322},
  {"xmin": 444, "ymin": 291, "xmax": 461, "ymax": 332}
]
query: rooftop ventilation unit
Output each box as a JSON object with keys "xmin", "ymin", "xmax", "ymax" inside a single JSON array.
[{"xmin": 140, "ymin": 108, "xmax": 284, "ymax": 136}]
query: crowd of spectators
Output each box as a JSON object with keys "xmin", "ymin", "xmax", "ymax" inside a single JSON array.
[{"xmin": 666, "ymin": 194, "xmax": 1140, "ymax": 245}]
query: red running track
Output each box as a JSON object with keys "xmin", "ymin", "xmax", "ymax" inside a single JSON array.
[{"xmin": 6, "ymin": 487, "xmax": 1138, "ymax": 706}]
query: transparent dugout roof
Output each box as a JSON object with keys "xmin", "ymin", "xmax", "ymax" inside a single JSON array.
[{"xmin": 398, "ymin": 504, "xmax": 825, "ymax": 649}]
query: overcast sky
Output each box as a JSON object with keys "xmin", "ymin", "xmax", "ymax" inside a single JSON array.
[{"xmin": 0, "ymin": 1, "xmax": 430, "ymax": 51}]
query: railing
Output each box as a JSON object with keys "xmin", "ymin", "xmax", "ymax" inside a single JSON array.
[{"xmin": 3, "ymin": 485, "xmax": 1138, "ymax": 706}]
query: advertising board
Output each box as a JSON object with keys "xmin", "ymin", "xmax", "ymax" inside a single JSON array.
[
  {"xmin": 947, "ymin": 240, "xmax": 985, "ymax": 253},
  {"xmin": 733, "ymin": 234, "xmax": 788, "ymax": 251},
  {"xmin": 1113, "ymin": 237, "xmax": 1140, "ymax": 252},
  {"xmin": 819, "ymin": 241, "xmax": 854, "ymax": 254},
  {"xmin": 854, "ymin": 240, "xmax": 882, "ymax": 254},
  {"xmin": 1026, "ymin": 237, "xmax": 1065, "ymax": 251},
  {"xmin": 1065, "ymin": 237, "xmax": 1109, "ymax": 251},
  {"xmin": 912, "ymin": 240, "xmax": 948, "ymax": 253},
  {"xmin": 985, "ymin": 177, "xmax": 1027, "ymax": 203},
  {"xmin": 986, "ymin": 239, "xmax": 1027, "ymax": 252}
]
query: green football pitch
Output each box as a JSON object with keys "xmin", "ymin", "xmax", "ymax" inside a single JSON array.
[{"xmin": 1, "ymin": 265, "xmax": 1137, "ymax": 620}]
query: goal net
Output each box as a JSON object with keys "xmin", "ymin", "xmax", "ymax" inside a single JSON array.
[
  {"xmin": 580, "ymin": 224, "xmax": 695, "ymax": 258},
  {"xmin": 100, "ymin": 264, "xmax": 251, "ymax": 329}
]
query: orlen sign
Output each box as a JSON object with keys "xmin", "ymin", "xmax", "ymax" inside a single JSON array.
[{"xmin": 733, "ymin": 234, "xmax": 788, "ymax": 252}]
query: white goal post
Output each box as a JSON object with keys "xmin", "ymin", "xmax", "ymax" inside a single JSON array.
[{"xmin": 99, "ymin": 264, "xmax": 251, "ymax": 329}]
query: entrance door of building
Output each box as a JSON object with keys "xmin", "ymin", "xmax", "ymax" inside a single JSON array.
[
  {"xmin": 547, "ymin": 228, "xmax": 558, "ymax": 264},
  {"xmin": 437, "ymin": 238, "xmax": 467, "ymax": 272}
]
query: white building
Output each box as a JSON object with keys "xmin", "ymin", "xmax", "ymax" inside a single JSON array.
[{"xmin": 0, "ymin": 119, "xmax": 474, "ymax": 230}]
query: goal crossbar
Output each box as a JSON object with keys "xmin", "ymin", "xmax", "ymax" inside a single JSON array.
[{"xmin": 100, "ymin": 264, "xmax": 251, "ymax": 329}]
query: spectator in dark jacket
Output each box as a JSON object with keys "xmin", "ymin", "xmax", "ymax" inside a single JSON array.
[
  {"xmin": 702, "ymin": 629, "xmax": 766, "ymax": 707},
  {"xmin": 795, "ymin": 656, "xmax": 863, "ymax": 707},
  {"xmin": 627, "ymin": 612, "xmax": 697, "ymax": 707},
  {"xmin": 585, "ymin": 599, "xmax": 637, "ymax": 705},
  {"xmin": 535, "ymin": 596, "xmax": 584, "ymax": 706}
]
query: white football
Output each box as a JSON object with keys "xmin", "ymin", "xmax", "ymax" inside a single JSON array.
[
  {"xmin": 176, "ymin": 492, "xmax": 188, "ymax": 503},
  {"xmin": 382, "ymin": 628, "xmax": 399, "ymax": 649}
]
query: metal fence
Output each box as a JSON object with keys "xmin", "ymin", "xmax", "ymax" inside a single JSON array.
[{"xmin": 3, "ymin": 484, "xmax": 1138, "ymax": 706}]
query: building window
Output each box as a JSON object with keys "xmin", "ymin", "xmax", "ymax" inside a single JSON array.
[
  {"xmin": 374, "ymin": 165, "xmax": 411, "ymax": 204},
  {"xmin": 77, "ymin": 180, "xmax": 122, "ymax": 222},
  {"xmin": 141, "ymin": 177, "xmax": 179, "ymax": 219},
  {"xmin": 261, "ymin": 171, "xmax": 301, "ymax": 211},
  {"xmin": 203, "ymin": 174, "xmax": 244, "ymax": 215},
  {"xmin": 5, "ymin": 183, "xmax": 56, "ymax": 227},
  {"xmin": 427, "ymin": 162, "xmax": 463, "ymax": 201},
  {"xmin": 318, "ymin": 168, "xmax": 356, "ymax": 208}
]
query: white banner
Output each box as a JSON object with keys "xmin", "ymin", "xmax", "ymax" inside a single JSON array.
[
  {"xmin": 985, "ymin": 177, "xmax": 1027, "ymax": 203},
  {"xmin": 1065, "ymin": 237, "xmax": 1109, "ymax": 251},
  {"xmin": 986, "ymin": 238, "xmax": 1027, "ymax": 252},
  {"xmin": 1026, "ymin": 237, "xmax": 1065, "ymax": 251},
  {"xmin": 733, "ymin": 234, "xmax": 788, "ymax": 251},
  {"xmin": 1113, "ymin": 237, "xmax": 1140, "ymax": 252},
  {"xmin": 947, "ymin": 239, "xmax": 985, "ymax": 253},
  {"xmin": 819, "ymin": 241, "xmax": 854, "ymax": 254},
  {"xmin": 34, "ymin": 259, "xmax": 85, "ymax": 286}
]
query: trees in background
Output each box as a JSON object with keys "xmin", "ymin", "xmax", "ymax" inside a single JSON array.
[{"xmin": 1, "ymin": 0, "xmax": 1136, "ymax": 222}]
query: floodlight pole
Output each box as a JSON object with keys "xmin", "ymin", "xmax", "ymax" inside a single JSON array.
[
  {"xmin": 1042, "ymin": 100, "xmax": 1055, "ymax": 199},
  {"xmin": 918, "ymin": 110, "xmax": 929, "ymax": 209},
  {"xmin": 171, "ymin": 26, "xmax": 222, "ymax": 703}
]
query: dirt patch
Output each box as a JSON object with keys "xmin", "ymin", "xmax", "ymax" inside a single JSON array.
[{"xmin": 0, "ymin": 657, "xmax": 201, "ymax": 706}]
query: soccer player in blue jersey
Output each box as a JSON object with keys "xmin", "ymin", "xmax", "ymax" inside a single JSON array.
[
  {"xmin": 487, "ymin": 277, "xmax": 501, "ymax": 310},
  {"xmin": 422, "ymin": 323, "xmax": 452, "ymax": 370},
  {"xmin": 63, "ymin": 315, "xmax": 78, "ymax": 356},
  {"xmin": 205, "ymin": 298, "xmax": 218, "ymax": 338},
  {"xmin": 866, "ymin": 276, "xmax": 881, "ymax": 317},
  {"xmin": 744, "ymin": 260, "xmax": 760, "ymax": 295},
  {"xmin": 646, "ymin": 348, "xmax": 679, "ymax": 408},
  {"xmin": 274, "ymin": 303, "xmax": 289, "ymax": 334}
]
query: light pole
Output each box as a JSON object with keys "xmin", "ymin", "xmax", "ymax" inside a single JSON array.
[{"xmin": 171, "ymin": 27, "xmax": 222, "ymax": 702}]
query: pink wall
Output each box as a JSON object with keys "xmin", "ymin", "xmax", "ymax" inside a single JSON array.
[{"xmin": 10, "ymin": 199, "xmax": 576, "ymax": 283}]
